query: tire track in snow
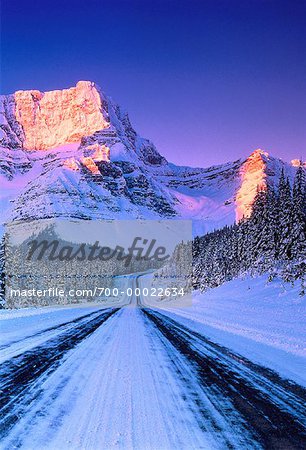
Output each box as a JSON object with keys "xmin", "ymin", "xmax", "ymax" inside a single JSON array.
[
  {"xmin": 139, "ymin": 310, "xmax": 257, "ymax": 449},
  {"xmin": 0, "ymin": 307, "xmax": 120, "ymax": 437},
  {"xmin": 1, "ymin": 307, "xmax": 225, "ymax": 450},
  {"xmin": 143, "ymin": 308, "xmax": 306, "ymax": 450},
  {"xmin": 0, "ymin": 309, "xmax": 113, "ymax": 363}
]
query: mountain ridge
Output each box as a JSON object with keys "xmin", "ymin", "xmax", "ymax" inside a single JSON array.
[{"xmin": 0, "ymin": 81, "xmax": 302, "ymax": 234}]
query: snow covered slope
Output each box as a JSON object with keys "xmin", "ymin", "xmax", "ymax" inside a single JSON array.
[{"xmin": 0, "ymin": 81, "xmax": 301, "ymax": 232}]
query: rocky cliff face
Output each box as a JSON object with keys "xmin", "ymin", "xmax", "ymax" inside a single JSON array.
[
  {"xmin": 235, "ymin": 149, "xmax": 268, "ymax": 221},
  {"xmin": 0, "ymin": 81, "xmax": 300, "ymax": 233},
  {"xmin": 14, "ymin": 81, "xmax": 109, "ymax": 150},
  {"xmin": 235, "ymin": 149, "xmax": 300, "ymax": 222}
]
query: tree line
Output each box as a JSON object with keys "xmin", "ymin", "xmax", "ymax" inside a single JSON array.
[
  {"xmin": 193, "ymin": 165, "xmax": 306, "ymax": 294},
  {"xmin": 1, "ymin": 166, "xmax": 305, "ymax": 306}
]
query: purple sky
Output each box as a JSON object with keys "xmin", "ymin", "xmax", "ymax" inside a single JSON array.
[{"xmin": 1, "ymin": 0, "xmax": 305, "ymax": 167}]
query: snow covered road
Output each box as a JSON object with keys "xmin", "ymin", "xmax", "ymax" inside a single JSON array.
[{"xmin": 0, "ymin": 285, "xmax": 306, "ymax": 449}]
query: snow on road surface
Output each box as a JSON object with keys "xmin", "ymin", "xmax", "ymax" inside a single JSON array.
[{"xmin": 0, "ymin": 275, "xmax": 306, "ymax": 449}]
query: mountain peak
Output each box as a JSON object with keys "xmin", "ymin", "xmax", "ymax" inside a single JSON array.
[
  {"xmin": 14, "ymin": 81, "xmax": 109, "ymax": 150},
  {"xmin": 250, "ymin": 148, "xmax": 269, "ymax": 157},
  {"xmin": 235, "ymin": 149, "xmax": 269, "ymax": 221},
  {"xmin": 0, "ymin": 84, "xmax": 301, "ymax": 232},
  {"xmin": 291, "ymin": 158, "xmax": 305, "ymax": 167}
]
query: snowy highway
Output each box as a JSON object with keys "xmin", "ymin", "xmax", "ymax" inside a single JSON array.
[{"xmin": 0, "ymin": 278, "xmax": 306, "ymax": 449}]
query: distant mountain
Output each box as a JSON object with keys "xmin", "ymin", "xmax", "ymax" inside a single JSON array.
[{"xmin": 0, "ymin": 81, "xmax": 302, "ymax": 235}]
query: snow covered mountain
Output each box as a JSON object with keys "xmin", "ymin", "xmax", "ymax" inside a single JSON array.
[{"xmin": 0, "ymin": 81, "xmax": 301, "ymax": 234}]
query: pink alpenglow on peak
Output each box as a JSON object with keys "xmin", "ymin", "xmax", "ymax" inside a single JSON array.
[
  {"xmin": 14, "ymin": 81, "xmax": 109, "ymax": 150},
  {"xmin": 235, "ymin": 149, "xmax": 268, "ymax": 222},
  {"xmin": 291, "ymin": 159, "xmax": 306, "ymax": 168}
]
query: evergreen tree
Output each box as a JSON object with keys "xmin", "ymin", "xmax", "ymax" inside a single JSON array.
[
  {"xmin": 277, "ymin": 171, "xmax": 293, "ymax": 260},
  {"xmin": 290, "ymin": 166, "xmax": 306, "ymax": 280},
  {"xmin": 190, "ymin": 169, "xmax": 305, "ymax": 294},
  {"xmin": 293, "ymin": 165, "xmax": 306, "ymax": 216}
]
